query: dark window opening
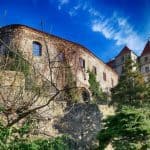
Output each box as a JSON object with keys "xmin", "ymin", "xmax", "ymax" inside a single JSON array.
[
  {"xmin": 144, "ymin": 57, "xmax": 148, "ymax": 62},
  {"xmin": 82, "ymin": 90, "xmax": 90, "ymax": 103},
  {"xmin": 103, "ymin": 72, "xmax": 106, "ymax": 81},
  {"xmin": 32, "ymin": 42, "xmax": 42, "ymax": 56},
  {"xmin": 93, "ymin": 66, "xmax": 97, "ymax": 75},
  {"xmin": 79, "ymin": 58, "xmax": 85, "ymax": 68}
]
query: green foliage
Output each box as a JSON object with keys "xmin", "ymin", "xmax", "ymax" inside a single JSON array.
[
  {"xmin": 0, "ymin": 120, "xmax": 72, "ymax": 150},
  {"xmin": 3, "ymin": 50, "xmax": 30, "ymax": 76},
  {"xmin": 88, "ymin": 71, "xmax": 106, "ymax": 103},
  {"xmin": 97, "ymin": 58, "xmax": 150, "ymax": 150},
  {"xmin": 111, "ymin": 58, "xmax": 149, "ymax": 109},
  {"xmin": 97, "ymin": 106, "xmax": 150, "ymax": 150},
  {"xmin": 8, "ymin": 135, "xmax": 71, "ymax": 150},
  {"xmin": 64, "ymin": 63, "xmax": 79, "ymax": 104}
]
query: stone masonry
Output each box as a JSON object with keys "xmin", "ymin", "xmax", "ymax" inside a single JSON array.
[{"xmin": 0, "ymin": 24, "xmax": 118, "ymax": 94}]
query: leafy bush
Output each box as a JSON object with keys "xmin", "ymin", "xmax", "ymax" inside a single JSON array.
[
  {"xmin": 0, "ymin": 118, "xmax": 72, "ymax": 150},
  {"xmin": 8, "ymin": 136, "xmax": 71, "ymax": 150},
  {"xmin": 97, "ymin": 106, "xmax": 150, "ymax": 150},
  {"xmin": 2, "ymin": 50, "xmax": 30, "ymax": 76}
]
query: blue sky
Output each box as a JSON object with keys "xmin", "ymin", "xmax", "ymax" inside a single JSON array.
[{"xmin": 0, "ymin": 0, "xmax": 149, "ymax": 62}]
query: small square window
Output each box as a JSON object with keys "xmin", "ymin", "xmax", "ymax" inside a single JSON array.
[{"xmin": 79, "ymin": 58, "xmax": 85, "ymax": 68}]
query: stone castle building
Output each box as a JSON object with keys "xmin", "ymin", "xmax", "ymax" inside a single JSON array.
[
  {"xmin": 0, "ymin": 24, "xmax": 118, "ymax": 94},
  {"xmin": 107, "ymin": 41, "xmax": 150, "ymax": 81},
  {"xmin": 107, "ymin": 46, "xmax": 138, "ymax": 76}
]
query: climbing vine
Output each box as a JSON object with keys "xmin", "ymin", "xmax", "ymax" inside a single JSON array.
[{"xmin": 88, "ymin": 71, "xmax": 107, "ymax": 104}]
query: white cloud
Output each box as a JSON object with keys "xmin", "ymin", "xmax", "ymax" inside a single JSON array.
[
  {"xmin": 54, "ymin": 0, "xmax": 145, "ymax": 54},
  {"xmin": 68, "ymin": 3, "xmax": 81, "ymax": 16},
  {"xmin": 88, "ymin": 8, "xmax": 101, "ymax": 17},
  {"xmin": 92, "ymin": 15, "xmax": 145, "ymax": 54},
  {"xmin": 68, "ymin": 2, "xmax": 87, "ymax": 17},
  {"xmin": 58, "ymin": 0, "xmax": 69, "ymax": 10}
]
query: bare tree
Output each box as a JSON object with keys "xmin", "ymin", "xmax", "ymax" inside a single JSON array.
[{"xmin": 0, "ymin": 36, "xmax": 81, "ymax": 129}]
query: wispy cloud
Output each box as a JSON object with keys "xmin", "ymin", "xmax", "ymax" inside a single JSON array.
[
  {"xmin": 68, "ymin": 2, "xmax": 89, "ymax": 16},
  {"xmin": 69, "ymin": 3, "xmax": 81, "ymax": 16},
  {"xmin": 54, "ymin": 0, "xmax": 145, "ymax": 54},
  {"xmin": 58, "ymin": 0, "xmax": 69, "ymax": 10},
  {"xmin": 92, "ymin": 13, "xmax": 145, "ymax": 54}
]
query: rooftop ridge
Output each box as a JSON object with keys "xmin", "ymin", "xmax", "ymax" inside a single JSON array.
[
  {"xmin": 0, "ymin": 24, "xmax": 118, "ymax": 75},
  {"xmin": 141, "ymin": 40, "xmax": 150, "ymax": 56}
]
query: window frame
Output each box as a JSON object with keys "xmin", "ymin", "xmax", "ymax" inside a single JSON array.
[
  {"xmin": 79, "ymin": 57, "xmax": 85, "ymax": 69},
  {"xmin": 32, "ymin": 41, "xmax": 42, "ymax": 56}
]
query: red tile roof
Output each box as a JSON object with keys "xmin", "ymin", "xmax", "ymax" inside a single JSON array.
[
  {"xmin": 141, "ymin": 41, "xmax": 150, "ymax": 56},
  {"xmin": 116, "ymin": 46, "xmax": 131, "ymax": 58}
]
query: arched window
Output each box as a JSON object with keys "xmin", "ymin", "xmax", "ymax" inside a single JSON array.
[{"xmin": 32, "ymin": 42, "xmax": 42, "ymax": 56}]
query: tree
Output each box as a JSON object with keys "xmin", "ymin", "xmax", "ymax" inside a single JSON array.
[
  {"xmin": 97, "ymin": 58, "xmax": 150, "ymax": 150},
  {"xmin": 110, "ymin": 58, "xmax": 149, "ymax": 109},
  {"xmin": 0, "ymin": 35, "xmax": 80, "ymax": 149},
  {"xmin": 88, "ymin": 71, "xmax": 107, "ymax": 104},
  {"xmin": 98, "ymin": 106, "xmax": 150, "ymax": 150}
]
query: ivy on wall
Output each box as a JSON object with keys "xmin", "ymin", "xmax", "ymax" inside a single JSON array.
[{"xmin": 88, "ymin": 71, "xmax": 107, "ymax": 104}]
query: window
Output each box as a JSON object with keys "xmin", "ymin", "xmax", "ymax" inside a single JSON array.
[
  {"xmin": 103, "ymin": 72, "xmax": 106, "ymax": 81},
  {"xmin": 144, "ymin": 57, "xmax": 148, "ymax": 62},
  {"xmin": 93, "ymin": 66, "xmax": 97, "ymax": 75},
  {"xmin": 145, "ymin": 66, "xmax": 149, "ymax": 73},
  {"xmin": 32, "ymin": 42, "xmax": 42, "ymax": 56},
  {"xmin": 79, "ymin": 58, "xmax": 85, "ymax": 68},
  {"xmin": 58, "ymin": 52, "xmax": 64, "ymax": 61}
]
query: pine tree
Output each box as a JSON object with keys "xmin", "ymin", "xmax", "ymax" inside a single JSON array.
[
  {"xmin": 110, "ymin": 58, "xmax": 149, "ymax": 109},
  {"xmin": 97, "ymin": 58, "xmax": 150, "ymax": 150}
]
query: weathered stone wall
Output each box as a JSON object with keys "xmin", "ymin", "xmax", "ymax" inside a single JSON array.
[
  {"xmin": 0, "ymin": 71, "xmax": 25, "ymax": 87},
  {"xmin": 0, "ymin": 70, "xmax": 116, "ymax": 149},
  {"xmin": 0, "ymin": 25, "xmax": 118, "ymax": 93}
]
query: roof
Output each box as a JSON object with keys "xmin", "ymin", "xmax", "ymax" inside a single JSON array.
[
  {"xmin": 116, "ymin": 46, "xmax": 132, "ymax": 58},
  {"xmin": 0, "ymin": 24, "xmax": 118, "ymax": 75},
  {"xmin": 141, "ymin": 41, "xmax": 150, "ymax": 56},
  {"xmin": 107, "ymin": 59, "xmax": 115, "ymax": 68}
]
